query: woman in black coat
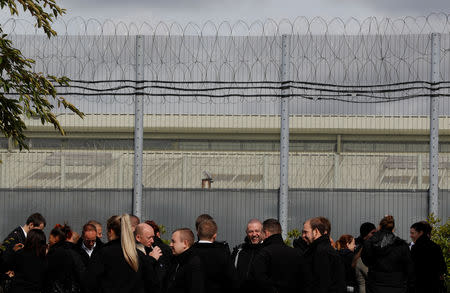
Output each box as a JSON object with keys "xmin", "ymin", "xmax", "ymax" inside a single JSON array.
[
  {"xmin": 46, "ymin": 224, "xmax": 85, "ymax": 293},
  {"xmin": 1, "ymin": 229, "xmax": 48, "ymax": 293},
  {"xmin": 335, "ymin": 234, "xmax": 357, "ymax": 292},
  {"xmin": 361, "ymin": 215, "xmax": 414, "ymax": 293},
  {"xmin": 84, "ymin": 214, "xmax": 159, "ymax": 293}
]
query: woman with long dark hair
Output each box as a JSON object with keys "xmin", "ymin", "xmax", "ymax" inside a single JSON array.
[
  {"xmin": 85, "ymin": 214, "xmax": 159, "ymax": 293},
  {"xmin": 46, "ymin": 223, "xmax": 85, "ymax": 293},
  {"xmin": 1, "ymin": 229, "xmax": 48, "ymax": 293},
  {"xmin": 361, "ymin": 215, "xmax": 414, "ymax": 293}
]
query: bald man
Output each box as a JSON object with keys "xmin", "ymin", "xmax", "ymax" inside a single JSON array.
[
  {"xmin": 231, "ymin": 219, "xmax": 264, "ymax": 292},
  {"xmin": 135, "ymin": 223, "xmax": 162, "ymax": 261}
]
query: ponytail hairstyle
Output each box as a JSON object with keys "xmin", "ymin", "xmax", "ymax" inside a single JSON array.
[
  {"xmin": 379, "ymin": 215, "xmax": 395, "ymax": 232},
  {"xmin": 51, "ymin": 223, "xmax": 73, "ymax": 241},
  {"xmin": 335, "ymin": 234, "xmax": 354, "ymax": 250},
  {"xmin": 120, "ymin": 214, "xmax": 139, "ymax": 272},
  {"xmin": 107, "ymin": 214, "xmax": 139, "ymax": 272}
]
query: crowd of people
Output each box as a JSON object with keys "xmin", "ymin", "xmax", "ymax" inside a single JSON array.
[{"xmin": 0, "ymin": 212, "xmax": 447, "ymax": 293}]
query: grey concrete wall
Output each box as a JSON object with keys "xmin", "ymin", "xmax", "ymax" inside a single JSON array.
[{"xmin": 0, "ymin": 188, "xmax": 448, "ymax": 249}]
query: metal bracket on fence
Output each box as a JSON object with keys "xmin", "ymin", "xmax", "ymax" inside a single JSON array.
[
  {"xmin": 133, "ymin": 35, "xmax": 145, "ymax": 219},
  {"xmin": 429, "ymin": 33, "xmax": 440, "ymax": 217}
]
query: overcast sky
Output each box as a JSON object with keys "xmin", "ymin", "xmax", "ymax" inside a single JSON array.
[
  {"xmin": 1, "ymin": 0, "xmax": 450, "ymax": 27},
  {"xmin": 62, "ymin": 0, "xmax": 450, "ymax": 23}
]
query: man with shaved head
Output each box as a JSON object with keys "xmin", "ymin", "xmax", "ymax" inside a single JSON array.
[
  {"xmin": 231, "ymin": 219, "xmax": 264, "ymax": 292},
  {"xmin": 164, "ymin": 228, "xmax": 205, "ymax": 293},
  {"xmin": 134, "ymin": 223, "xmax": 162, "ymax": 261}
]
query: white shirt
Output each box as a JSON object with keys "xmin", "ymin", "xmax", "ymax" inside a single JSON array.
[
  {"xmin": 20, "ymin": 226, "xmax": 27, "ymax": 238},
  {"xmin": 82, "ymin": 241, "xmax": 96, "ymax": 257},
  {"xmin": 198, "ymin": 240, "xmax": 213, "ymax": 243}
]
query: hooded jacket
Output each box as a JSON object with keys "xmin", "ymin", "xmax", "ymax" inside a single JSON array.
[{"xmin": 361, "ymin": 230, "xmax": 414, "ymax": 293}]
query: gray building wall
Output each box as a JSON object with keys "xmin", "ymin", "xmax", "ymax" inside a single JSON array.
[{"xmin": 0, "ymin": 189, "xmax": 448, "ymax": 249}]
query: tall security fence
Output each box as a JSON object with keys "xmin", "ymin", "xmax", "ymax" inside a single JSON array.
[{"xmin": 1, "ymin": 14, "xmax": 450, "ymax": 240}]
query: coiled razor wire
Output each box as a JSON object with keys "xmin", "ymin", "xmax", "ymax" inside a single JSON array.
[{"xmin": 1, "ymin": 14, "xmax": 450, "ymax": 108}]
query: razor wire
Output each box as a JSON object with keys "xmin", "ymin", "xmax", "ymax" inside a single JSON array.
[{"xmin": 2, "ymin": 14, "xmax": 450, "ymax": 114}]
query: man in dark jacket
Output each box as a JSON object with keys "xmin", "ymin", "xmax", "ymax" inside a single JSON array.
[
  {"xmin": 252, "ymin": 218, "xmax": 312, "ymax": 293},
  {"xmin": 164, "ymin": 228, "xmax": 205, "ymax": 293},
  {"xmin": 146, "ymin": 220, "xmax": 173, "ymax": 283},
  {"xmin": 355, "ymin": 222, "xmax": 376, "ymax": 252},
  {"xmin": 0, "ymin": 213, "xmax": 46, "ymax": 292},
  {"xmin": 231, "ymin": 219, "xmax": 263, "ymax": 293},
  {"xmin": 410, "ymin": 221, "xmax": 447, "ymax": 293},
  {"xmin": 303, "ymin": 217, "xmax": 345, "ymax": 293},
  {"xmin": 1, "ymin": 213, "xmax": 46, "ymax": 253},
  {"xmin": 361, "ymin": 215, "xmax": 414, "ymax": 293},
  {"xmin": 74, "ymin": 223, "xmax": 104, "ymax": 267},
  {"xmin": 192, "ymin": 219, "xmax": 237, "ymax": 293}
]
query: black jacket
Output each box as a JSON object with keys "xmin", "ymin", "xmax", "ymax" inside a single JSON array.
[
  {"xmin": 1, "ymin": 248, "xmax": 47, "ymax": 293},
  {"xmin": 46, "ymin": 241, "xmax": 86, "ymax": 293},
  {"xmin": 84, "ymin": 239, "xmax": 159, "ymax": 293},
  {"xmin": 164, "ymin": 247, "xmax": 205, "ymax": 293},
  {"xmin": 152, "ymin": 236, "xmax": 173, "ymax": 284},
  {"xmin": 410, "ymin": 234, "xmax": 447, "ymax": 293},
  {"xmin": 293, "ymin": 237, "xmax": 309, "ymax": 254},
  {"xmin": 74, "ymin": 237, "xmax": 104, "ymax": 267},
  {"xmin": 1, "ymin": 227, "xmax": 26, "ymax": 254},
  {"xmin": 337, "ymin": 249, "xmax": 357, "ymax": 289},
  {"xmin": 361, "ymin": 230, "xmax": 414, "ymax": 293},
  {"xmin": 231, "ymin": 237, "xmax": 263, "ymax": 293},
  {"xmin": 192, "ymin": 241, "xmax": 237, "ymax": 293},
  {"xmin": 251, "ymin": 234, "xmax": 312, "ymax": 293},
  {"xmin": 303, "ymin": 235, "xmax": 346, "ymax": 293}
]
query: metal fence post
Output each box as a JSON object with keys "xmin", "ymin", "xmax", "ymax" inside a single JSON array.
[
  {"xmin": 279, "ymin": 34, "xmax": 290, "ymax": 239},
  {"xmin": 429, "ymin": 33, "xmax": 440, "ymax": 217},
  {"xmin": 133, "ymin": 35, "xmax": 144, "ymax": 219}
]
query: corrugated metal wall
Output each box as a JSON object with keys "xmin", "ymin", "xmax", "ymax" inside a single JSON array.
[{"xmin": 1, "ymin": 189, "xmax": 448, "ymax": 248}]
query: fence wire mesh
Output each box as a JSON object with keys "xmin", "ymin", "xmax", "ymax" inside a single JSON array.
[{"xmin": 1, "ymin": 14, "xmax": 450, "ymax": 191}]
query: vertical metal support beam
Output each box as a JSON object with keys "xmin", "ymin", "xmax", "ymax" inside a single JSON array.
[
  {"xmin": 279, "ymin": 34, "xmax": 290, "ymax": 240},
  {"xmin": 334, "ymin": 154, "xmax": 340, "ymax": 189},
  {"xmin": 60, "ymin": 153, "xmax": 65, "ymax": 188},
  {"xmin": 263, "ymin": 155, "xmax": 270, "ymax": 190},
  {"xmin": 133, "ymin": 35, "xmax": 145, "ymax": 219},
  {"xmin": 417, "ymin": 154, "xmax": 422, "ymax": 189},
  {"xmin": 182, "ymin": 155, "xmax": 188, "ymax": 188},
  {"xmin": 429, "ymin": 33, "xmax": 440, "ymax": 217},
  {"xmin": 118, "ymin": 155, "xmax": 123, "ymax": 188},
  {"xmin": 0, "ymin": 153, "xmax": 4, "ymax": 187}
]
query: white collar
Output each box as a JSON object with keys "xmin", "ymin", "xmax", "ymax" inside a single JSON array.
[{"xmin": 198, "ymin": 240, "xmax": 213, "ymax": 244}]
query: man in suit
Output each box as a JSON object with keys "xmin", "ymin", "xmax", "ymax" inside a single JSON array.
[
  {"xmin": 0, "ymin": 212, "xmax": 46, "ymax": 292},
  {"xmin": 75, "ymin": 222, "xmax": 104, "ymax": 266}
]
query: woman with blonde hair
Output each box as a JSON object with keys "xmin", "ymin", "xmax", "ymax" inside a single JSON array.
[{"xmin": 85, "ymin": 214, "xmax": 159, "ymax": 293}]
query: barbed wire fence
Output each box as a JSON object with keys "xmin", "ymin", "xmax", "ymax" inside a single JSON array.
[{"xmin": 1, "ymin": 14, "xmax": 450, "ymax": 241}]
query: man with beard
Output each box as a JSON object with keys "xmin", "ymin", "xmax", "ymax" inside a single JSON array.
[
  {"xmin": 303, "ymin": 217, "xmax": 345, "ymax": 293},
  {"xmin": 231, "ymin": 219, "xmax": 264, "ymax": 293}
]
